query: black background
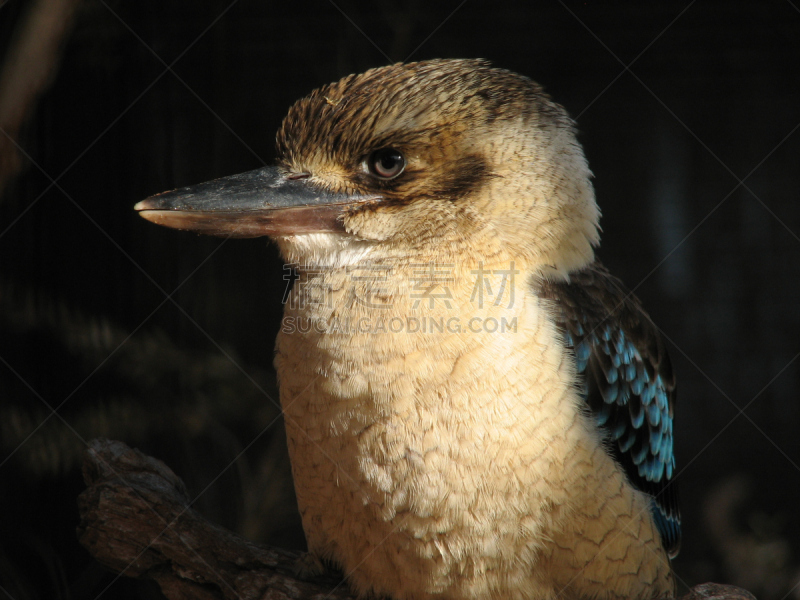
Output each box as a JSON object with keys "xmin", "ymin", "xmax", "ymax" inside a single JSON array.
[{"xmin": 1, "ymin": 1, "xmax": 799, "ymax": 598}]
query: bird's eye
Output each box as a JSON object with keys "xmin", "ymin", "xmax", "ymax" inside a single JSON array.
[{"xmin": 367, "ymin": 148, "xmax": 406, "ymax": 179}]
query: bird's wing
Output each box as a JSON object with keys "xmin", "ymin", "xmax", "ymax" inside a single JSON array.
[{"xmin": 539, "ymin": 261, "xmax": 681, "ymax": 557}]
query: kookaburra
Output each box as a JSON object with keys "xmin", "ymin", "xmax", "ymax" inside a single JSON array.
[{"xmin": 135, "ymin": 59, "xmax": 680, "ymax": 600}]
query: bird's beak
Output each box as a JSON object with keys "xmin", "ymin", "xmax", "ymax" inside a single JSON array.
[{"xmin": 134, "ymin": 166, "xmax": 375, "ymax": 238}]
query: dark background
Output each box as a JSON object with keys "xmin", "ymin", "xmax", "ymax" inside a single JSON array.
[{"xmin": 1, "ymin": 1, "xmax": 799, "ymax": 598}]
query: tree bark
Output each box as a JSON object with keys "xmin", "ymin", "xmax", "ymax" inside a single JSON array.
[{"xmin": 77, "ymin": 438, "xmax": 354, "ymax": 600}]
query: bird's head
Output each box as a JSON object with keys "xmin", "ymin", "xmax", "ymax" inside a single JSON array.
[{"xmin": 136, "ymin": 59, "xmax": 599, "ymax": 278}]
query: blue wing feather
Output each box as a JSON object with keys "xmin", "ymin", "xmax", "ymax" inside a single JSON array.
[{"xmin": 540, "ymin": 262, "xmax": 681, "ymax": 558}]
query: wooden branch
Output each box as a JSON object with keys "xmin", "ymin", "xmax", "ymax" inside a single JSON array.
[
  {"xmin": 77, "ymin": 438, "xmax": 355, "ymax": 600},
  {"xmin": 679, "ymin": 583, "xmax": 756, "ymax": 600},
  {"xmin": 77, "ymin": 439, "xmax": 755, "ymax": 600}
]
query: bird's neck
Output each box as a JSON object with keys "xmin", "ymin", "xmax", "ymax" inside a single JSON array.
[{"xmin": 274, "ymin": 243, "xmax": 581, "ymax": 468}]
